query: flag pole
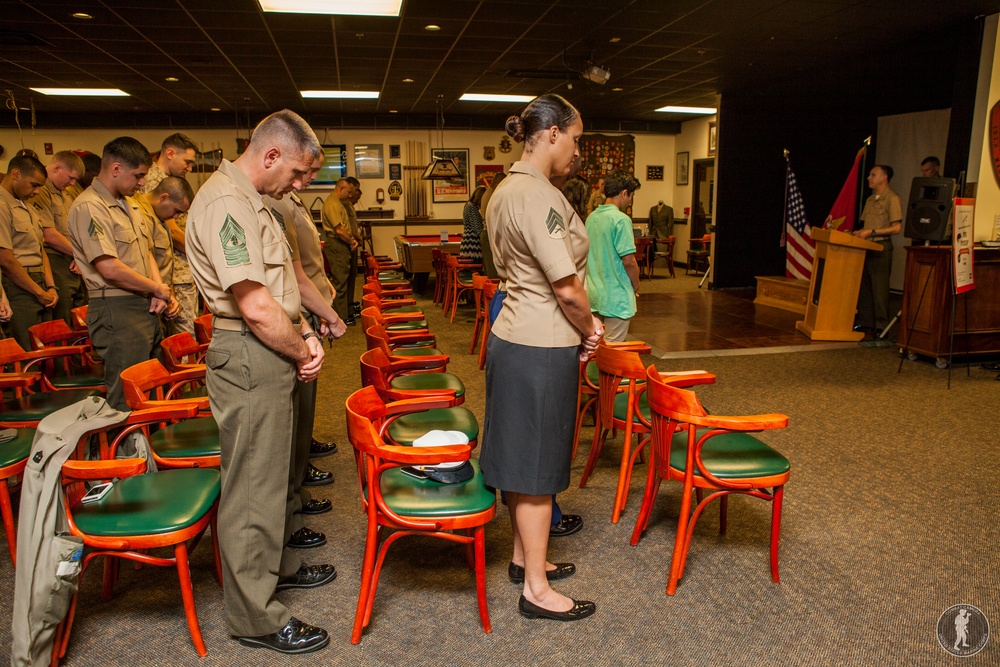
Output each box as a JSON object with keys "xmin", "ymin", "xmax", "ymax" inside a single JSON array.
[
  {"xmin": 857, "ymin": 136, "xmax": 871, "ymax": 226},
  {"xmin": 781, "ymin": 149, "xmax": 790, "ymax": 246}
]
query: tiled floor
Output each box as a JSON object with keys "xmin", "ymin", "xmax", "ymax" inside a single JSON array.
[{"xmin": 628, "ymin": 286, "xmax": 857, "ymax": 359}]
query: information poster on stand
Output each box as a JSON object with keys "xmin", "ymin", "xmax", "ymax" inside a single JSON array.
[{"xmin": 952, "ymin": 198, "xmax": 976, "ymax": 294}]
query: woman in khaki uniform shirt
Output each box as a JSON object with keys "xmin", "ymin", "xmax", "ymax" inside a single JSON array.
[{"xmin": 482, "ymin": 94, "xmax": 603, "ymax": 622}]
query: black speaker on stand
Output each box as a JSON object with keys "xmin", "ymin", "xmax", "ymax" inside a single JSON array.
[{"xmin": 904, "ymin": 177, "xmax": 956, "ymax": 242}]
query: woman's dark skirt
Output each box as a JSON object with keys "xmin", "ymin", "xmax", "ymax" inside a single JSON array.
[{"xmin": 480, "ymin": 334, "xmax": 579, "ymax": 495}]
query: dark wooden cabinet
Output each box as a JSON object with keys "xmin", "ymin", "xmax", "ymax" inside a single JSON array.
[{"xmin": 899, "ymin": 245, "xmax": 1000, "ymax": 360}]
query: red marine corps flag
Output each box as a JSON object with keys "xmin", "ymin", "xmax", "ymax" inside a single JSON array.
[
  {"xmin": 781, "ymin": 151, "xmax": 815, "ymax": 281},
  {"xmin": 822, "ymin": 144, "xmax": 867, "ymax": 232}
]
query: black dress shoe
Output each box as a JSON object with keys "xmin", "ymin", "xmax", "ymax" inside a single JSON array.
[
  {"xmin": 980, "ymin": 361, "xmax": 1000, "ymax": 371},
  {"xmin": 287, "ymin": 527, "xmax": 327, "ymax": 549},
  {"xmin": 345, "ymin": 317, "xmax": 357, "ymax": 327},
  {"xmin": 235, "ymin": 617, "xmax": 329, "ymax": 654},
  {"xmin": 276, "ymin": 563, "xmax": 337, "ymax": 590},
  {"xmin": 518, "ymin": 595, "xmax": 596, "ymax": 621},
  {"xmin": 302, "ymin": 463, "xmax": 334, "ymax": 486},
  {"xmin": 309, "ymin": 438, "xmax": 338, "ymax": 458},
  {"xmin": 301, "ymin": 498, "xmax": 332, "ymax": 515},
  {"xmin": 550, "ymin": 514, "xmax": 583, "ymax": 537},
  {"xmin": 508, "ymin": 562, "xmax": 576, "ymax": 584}
]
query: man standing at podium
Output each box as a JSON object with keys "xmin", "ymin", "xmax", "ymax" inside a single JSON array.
[{"xmin": 853, "ymin": 165, "xmax": 902, "ymax": 335}]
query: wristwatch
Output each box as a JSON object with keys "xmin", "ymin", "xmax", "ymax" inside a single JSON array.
[{"xmin": 302, "ymin": 331, "xmax": 321, "ymax": 342}]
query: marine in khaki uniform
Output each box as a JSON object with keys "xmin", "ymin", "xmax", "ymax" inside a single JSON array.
[
  {"xmin": 139, "ymin": 133, "xmax": 199, "ymax": 337},
  {"xmin": 344, "ymin": 176, "xmax": 365, "ymax": 318},
  {"xmin": 32, "ymin": 151, "xmax": 86, "ymax": 325},
  {"xmin": 186, "ymin": 110, "xmax": 333, "ymax": 655},
  {"xmin": 853, "ymin": 164, "xmax": 902, "ymax": 334},
  {"xmin": 63, "ymin": 151, "xmax": 101, "ymax": 204},
  {"xmin": 320, "ymin": 178, "xmax": 357, "ymax": 322},
  {"xmin": 67, "ymin": 137, "xmax": 177, "ymax": 410},
  {"xmin": 134, "ymin": 176, "xmax": 194, "ymax": 290},
  {"xmin": 0, "ymin": 155, "xmax": 58, "ymax": 348},
  {"xmin": 265, "ymin": 185, "xmax": 345, "ymax": 551}
]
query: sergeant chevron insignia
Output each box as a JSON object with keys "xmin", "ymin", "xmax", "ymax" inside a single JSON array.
[{"xmin": 220, "ymin": 214, "xmax": 250, "ymax": 267}]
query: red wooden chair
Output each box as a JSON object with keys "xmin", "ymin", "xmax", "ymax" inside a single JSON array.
[
  {"xmin": 477, "ymin": 280, "xmax": 498, "ymax": 370},
  {"xmin": 468, "ymin": 275, "xmax": 495, "ymax": 355},
  {"xmin": 653, "ymin": 235, "xmax": 676, "ymax": 278},
  {"xmin": 0, "ymin": 428, "xmax": 33, "ymax": 565},
  {"xmin": 631, "ymin": 364, "xmax": 790, "ymax": 595},
  {"xmin": 363, "ymin": 323, "xmax": 446, "ymax": 363},
  {"xmin": 443, "ymin": 255, "xmax": 480, "ymax": 322},
  {"xmin": 361, "ymin": 292, "xmax": 423, "ymax": 316},
  {"xmin": 686, "ymin": 233, "xmax": 712, "ymax": 275},
  {"xmin": 26, "ymin": 320, "xmax": 105, "ymax": 392},
  {"xmin": 344, "ymin": 386, "xmax": 495, "ymax": 643},
  {"xmin": 70, "ymin": 305, "xmax": 88, "ymax": 332},
  {"xmin": 193, "ymin": 313, "xmax": 213, "ymax": 345},
  {"xmin": 360, "ymin": 347, "xmax": 465, "ymax": 404},
  {"xmin": 160, "ymin": 332, "xmax": 208, "ymax": 371},
  {"xmin": 55, "ymin": 446, "xmax": 221, "ymax": 659}
]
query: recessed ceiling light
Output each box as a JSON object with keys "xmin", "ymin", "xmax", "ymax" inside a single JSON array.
[
  {"xmin": 612, "ymin": 87, "xmax": 623, "ymax": 92},
  {"xmin": 402, "ymin": 78, "xmax": 414, "ymax": 83},
  {"xmin": 31, "ymin": 87, "xmax": 129, "ymax": 97},
  {"xmin": 609, "ymin": 37, "xmax": 621, "ymax": 43},
  {"xmin": 210, "ymin": 107, "xmax": 221, "ymax": 111},
  {"xmin": 165, "ymin": 77, "xmax": 179, "ymax": 82},
  {"xmin": 300, "ymin": 90, "xmax": 379, "ymax": 99},
  {"xmin": 71, "ymin": 12, "xmax": 92, "ymax": 19},
  {"xmin": 424, "ymin": 24, "xmax": 440, "ymax": 31},
  {"xmin": 258, "ymin": 0, "xmax": 402, "ymax": 16},
  {"xmin": 655, "ymin": 105, "xmax": 717, "ymax": 114},
  {"xmin": 460, "ymin": 93, "xmax": 535, "ymax": 103},
  {"xmin": 389, "ymin": 110, "xmax": 398, "ymax": 113}
]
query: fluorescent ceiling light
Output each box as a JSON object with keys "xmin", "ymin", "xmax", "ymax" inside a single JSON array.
[
  {"xmin": 31, "ymin": 87, "xmax": 129, "ymax": 96},
  {"xmin": 301, "ymin": 90, "xmax": 379, "ymax": 99},
  {"xmin": 655, "ymin": 105, "xmax": 717, "ymax": 114},
  {"xmin": 460, "ymin": 93, "xmax": 535, "ymax": 103},
  {"xmin": 258, "ymin": 0, "xmax": 402, "ymax": 16}
]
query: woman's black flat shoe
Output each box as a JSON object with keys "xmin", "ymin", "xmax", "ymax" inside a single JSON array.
[
  {"xmin": 508, "ymin": 562, "xmax": 575, "ymax": 584},
  {"xmin": 519, "ymin": 595, "xmax": 596, "ymax": 621}
]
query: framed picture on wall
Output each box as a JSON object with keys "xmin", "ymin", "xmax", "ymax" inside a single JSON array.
[
  {"xmin": 389, "ymin": 163, "xmax": 402, "ymax": 180},
  {"xmin": 708, "ymin": 122, "xmax": 717, "ymax": 156},
  {"xmin": 676, "ymin": 151, "xmax": 689, "ymax": 186},
  {"xmin": 354, "ymin": 144, "xmax": 384, "ymax": 179},
  {"xmin": 389, "ymin": 144, "xmax": 401, "ymax": 159},
  {"xmin": 431, "ymin": 148, "xmax": 470, "ymax": 203}
]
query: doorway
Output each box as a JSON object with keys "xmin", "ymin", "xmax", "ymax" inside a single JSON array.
[{"xmin": 690, "ymin": 158, "xmax": 715, "ymax": 239}]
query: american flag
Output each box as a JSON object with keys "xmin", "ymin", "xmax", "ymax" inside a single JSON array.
[{"xmin": 783, "ymin": 162, "xmax": 815, "ymax": 281}]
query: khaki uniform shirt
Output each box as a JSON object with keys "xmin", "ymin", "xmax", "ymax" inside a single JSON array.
[
  {"xmin": 0, "ymin": 186, "xmax": 46, "ymax": 268},
  {"xmin": 488, "ymin": 160, "xmax": 589, "ymax": 348},
  {"xmin": 290, "ymin": 194, "xmax": 331, "ymax": 301},
  {"xmin": 62, "ymin": 182, "xmax": 84, "ymax": 204},
  {"xmin": 321, "ymin": 194, "xmax": 350, "ymax": 246},
  {"xmin": 186, "ymin": 159, "xmax": 301, "ymax": 322},
  {"xmin": 32, "ymin": 178, "xmax": 73, "ymax": 246},
  {"xmin": 68, "ymin": 179, "xmax": 155, "ymax": 292},
  {"xmin": 140, "ymin": 162, "xmax": 193, "ymax": 284},
  {"xmin": 134, "ymin": 195, "xmax": 175, "ymax": 287},
  {"xmin": 860, "ymin": 187, "xmax": 903, "ymax": 232},
  {"xmin": 345, "ymin": 201, "xmax": 361, "ymax": 240}
]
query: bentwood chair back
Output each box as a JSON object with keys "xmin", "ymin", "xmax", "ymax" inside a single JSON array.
[
  {"xmin": 359, "ymin": 348, "xmax": 466, "ymax": 403},
  {"xmin": 631, "ymin": 364, "xmax": 790, "ymax": 595},
  {"xmin": 362, "ymin": 324, "xmax": 444, "ymax": 362},
  {"xmin": 344, "ymin": 386, "xmax": 494, "ymax": 644},
  {"xmin": 578, "ymin": 341, "xmax": 653, "ymax": 523}
]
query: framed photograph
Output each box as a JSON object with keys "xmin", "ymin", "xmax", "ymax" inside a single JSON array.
[
  {"xmin": 353, "ymin": 144, "xmax": 384, "ymax": 179},
  {"xmin": 475, "ymin": 164, "xmax": 503, "ymax": 188},
  {"xmin": 312, "ymin": 144, "xmax": 347, "ymax": 185},
  {"xmin": 708, "ymin": 122, "xmax": 717, "ymax": 156},
  {"xmin": 389, "ymin": 163, "xmax": 402, "ymax": 180},
  {"xmin": 676, "ymin": 152, "xmax": 689, "ymax": 186},
  {"xmin": 389, "ymin": 144, "xmax": 401, "ymax": 159},
  {"xmin": 431, "ymin": 148, "xmax": 470, "ymax": 203},
  {"xmin": 646, "ymin": 165, "xmax": 664, "ymax": 181}
]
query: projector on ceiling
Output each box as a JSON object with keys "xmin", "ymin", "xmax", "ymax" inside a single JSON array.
[{"xmin": 582, "ymin": 65, "xmax": 610, "ymax": 85}]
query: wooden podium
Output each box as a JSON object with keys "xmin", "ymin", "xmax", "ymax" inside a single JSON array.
[{"xmin": 795, "ymin": 228, "xmax": 883, "ymax": 341}]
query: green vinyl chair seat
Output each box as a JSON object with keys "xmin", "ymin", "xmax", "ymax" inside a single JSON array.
[
  {"xmin": 1, "ymin": 389, "xmax": 101, "ymax": 423},
  {"xmin": 390, "ymin": 373, "xmax": 465, "ymax": 398},
  {"xmin": 384, "ymin": 305, "xmax": 423, "ymax": 315},
  {"xmin": 670, "ymin": 427, "xmax": 790, "ymax": 479},
  {"xmin": 73, "ymin": 468, "xmax": 220, "ymax": 537},
  {"xmin": 456, "ymin": 270, "xmax": 475, "ymax": 285},
  {"xmin": 0, "ymin": 428, "xmax": 35, "ymax": 468},
  {"xmin": 394, "ymin": 338, "xmax": 437, "ymax": 348},
  {"xmin": 613, "ymin": 391, "xmax": 650, "ymax": 423},
  {"xmin": 373, "ymin": 459, "xmax": 495, "ymax": 518},
  {"xmin": 149, "ymin": 418, "xmax": 221, "ymax": 459},
  {"xmin": 178, "ymin": 385, "xmax": 209, "ymax": 400},
  {"xmin": 378, "ymin": 280, "xmax": 410, "ymax": 289},
  {"xmin": 48, "ymin": 369, "xmax": 105, "ymax": 388},
  {"xmin": 392, "ymin": 347, "xmax": 444, "ymax": 357},
  {"xmin": 377, "ymin": 271, "xmax": 404, "ymax": 280},
  {"xmin": 386, "ymin": 319, "xmax": 429, "ymax": 331},
  {"xmin": 387, "ymin": 407, "xmax": 479, "ymax": 446}
]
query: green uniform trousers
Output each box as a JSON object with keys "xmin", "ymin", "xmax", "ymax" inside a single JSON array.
[
  {"xmin": 287, "ymin": 376, "xmax": 316, "ymax": 533},
  {"xmin": 3, "ymin": 271, "xmax": 51, "ymax": 350},
  {"xmin": 87, "ymin": 295, "xmax": 163, "ymax": 410},
  {"xmin": 206, "ymin": 328, "xmax": 302, "ymax": 636},
  {"xmin": 857, "ymin": 240, "xmax": 893, "ymax": 331},
  {"xmin": 324, "ymin": 239, "xmax": 352, "ymax": 320},
  {"xmin": 46, "ymin": 252, "xmax": 85, "ymax": 326}
]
